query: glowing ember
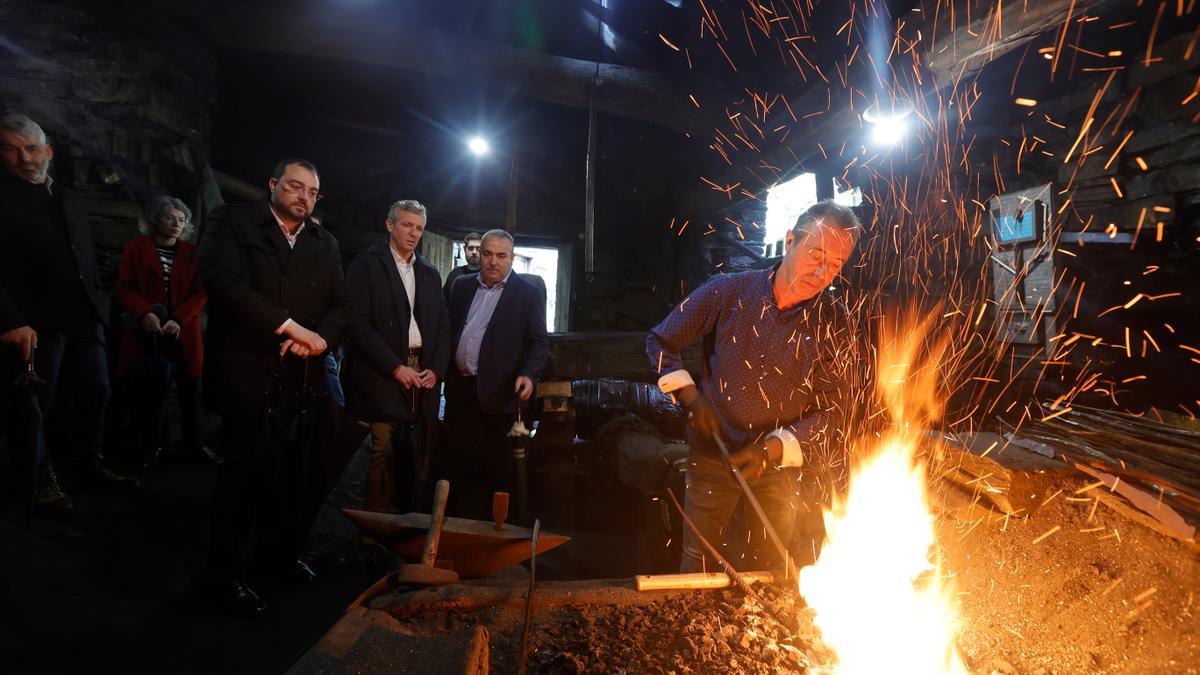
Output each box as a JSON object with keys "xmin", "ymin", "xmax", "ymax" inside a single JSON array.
[{"xmin": 798, "ymin": 316, "xmax": 966, "ymax": 674}]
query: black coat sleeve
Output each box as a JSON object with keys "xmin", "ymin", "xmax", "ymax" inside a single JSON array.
[
  {"xmin": 429, "ymin": 281, "xmax": 452, "ymax": 380},
  {"xmin": 519, "ymin": 284, "xmax": 549, "ymax": 382},
  {"xmin": 343, "ymin": 255, "xmax": 404, "ymax": 376},
  {"xmin": 0, "ymin": 207, "xmax": 24, "ymax": 334},
  {"xmin": 315, "ymin": 235, "xmax": 354, "ymax": 348},
  {"xmin": 198, "ymin": 206, "xmax": 289, "ymax": 336}
]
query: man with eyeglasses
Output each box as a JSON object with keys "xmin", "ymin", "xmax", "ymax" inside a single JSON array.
[
  {"xmin": 442, "ymin": 232, "xmax": 482, "ymax": 304},
  {"xmin": 199, "ymin": 157, "xmax": 353, "ymax": 616}
]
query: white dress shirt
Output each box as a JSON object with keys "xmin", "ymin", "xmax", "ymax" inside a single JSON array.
[
  {"xmin": 270, "ymin": 205, "xmax": 307, "ymax": 335},
  {"xmin": 454, "ymin": 270, "xmax": 511, "ymax": 375},
  {"xmin": 269, "ymin": 205, "xmax": 305, "ymax": 249},
  {"xmin": 390, "ymin": 244, "xmax": 423, "ymax": 349}
]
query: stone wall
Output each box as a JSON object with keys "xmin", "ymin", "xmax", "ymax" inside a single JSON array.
[
  {"xmin": 998, "ymin": 27, "xmax": 1200, "ymax": 415},
  {"xmin": 0, "ymin": 0, "xmax": 218, "ymax": 294}
]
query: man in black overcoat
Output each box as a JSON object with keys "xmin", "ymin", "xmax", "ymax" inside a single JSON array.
[
  {"xmin": 341, "ymin": 199, "xmax": 449, "ymax": 514},
  {"xmin": 0, "ymin": 113, "xmax": 137, "ymax": 513},
  {"xmin": 199, "ymin": 157, "xmax": 353, "ymax": 616}
]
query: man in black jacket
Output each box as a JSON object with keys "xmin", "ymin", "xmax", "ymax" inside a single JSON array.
[
  {"xmin": 442, "ymin": 231, "xmax": 481, "ymax": 304},
  {"xmin": 341, "ymin": 199, "xmax": 450, "ymax": 514},
  {"xmin": 0, "ymin": 114, "xmax": 137, "ymax": 513},
  {"xmin": 199, "ymin": 157, "xmax": 353, "ymax": 616},
  {"xmin": 445, "ymin": 229, "xmax": 548, "ymax": 519}
]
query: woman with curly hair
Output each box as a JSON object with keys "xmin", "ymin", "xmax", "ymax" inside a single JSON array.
[{"xmin": 115, "ymin": 196, "xmax": 208, "ymax": 466}]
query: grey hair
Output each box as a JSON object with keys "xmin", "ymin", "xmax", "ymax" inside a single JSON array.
[
  {"xmin": 139, "ymin": 196, "xmax": 195, "ymax": 238},
  {"xmin": 388, "ymin": 199, "xmax": 427, "ymax": 221},
  {"xmin": 793, "ymin": 199, "xmax": 862, "ymax": 244},
  {"xmin": 0, "ymin": 114, "xmax": 48, "ymax": 145},
  {"xmin": 481, "ymin": 228, "xmax": 514, "ymax": 248}
]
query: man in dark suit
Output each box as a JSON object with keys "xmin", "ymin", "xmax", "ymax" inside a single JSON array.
[
  {"xmin": 199, "ymin": 157, "xmax": 353, "ymax": 616},
  {"xmin": 341, "ymin": 199, "xmax": 449, "ymax": 513},
  {"xmin": 0, "ymin": 113, "xmax": 137, "ymax": 514},
  {"xmin": 442, "ymin": 231, "xmax": 481, "ymax": 304},
  {"xmin": 445, "ymin": 229, "xmax": 548, "ymax": 519}
]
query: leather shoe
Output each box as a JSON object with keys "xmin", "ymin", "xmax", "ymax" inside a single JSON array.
[
  {"xmin": 76, "ymin": 461, "xmax": 140, "ymax": 491},
  {"xmin": 143, "ymin": 447, "xmax": 163, "ymax": 468},
  {"xmin": 290, "ymin": 559, "xmax": 318, "ymax": 585},
  {"xmin": 218, "ymin": 581, "xmax": 267, "ymax": 617},
  {"xmin": 36, "ymin": 467, "xmax": 73, "ymax": 514}
]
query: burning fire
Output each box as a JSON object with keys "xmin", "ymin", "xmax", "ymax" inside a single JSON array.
[{"xmin": 798, "ymin": 314, "xmax": 966, "ymax": 674}]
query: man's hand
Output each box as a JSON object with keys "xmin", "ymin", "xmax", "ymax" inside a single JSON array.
[
  {"xmin": 161, "ymin": 319, "xmax": 181, "ymax": 338},
  {"xmin": 0, "ymin": 325, "xmax": 37, "ymax": 361},
  {"xmin": 417, "ymin": 369, "xmax": 438, "ymax": 389},
  {"xmin": 393, "ymin": 365, "xmax": 422, "ymax": 388},
  {"xmin": 729, "ymin": 437, "xmax": 784, "ymax": 480},
  {"xmin": 142, "ymin": 313, "xmax": 163, "ymax": 334},
  {"xmin": 279, "ymin": 322, "xmax": 327, "ymax": 358},
  {"xmin": 677, "ymin": 386, "xmax": 720, "ymax": 438},
  {"xmin": 514, "ymin": 375, "xmax": 534, "ymax": 401}
]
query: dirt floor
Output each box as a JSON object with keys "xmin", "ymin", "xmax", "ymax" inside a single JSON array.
[
  {"xmin": 347, "ymin": 456, "xmax": 1199, "ymax": 675},
  {"xmin": 945, "ymin": 464, "xmax": 1200, "ymax": 675}
]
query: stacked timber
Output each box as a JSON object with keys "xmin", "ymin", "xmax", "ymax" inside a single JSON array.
[{"xmin": 1016, "ymin": 404, "xmax": 1200, "ymax": 534}]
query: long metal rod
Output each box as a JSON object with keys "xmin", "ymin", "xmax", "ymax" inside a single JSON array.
[
  {"xmin": 667, "ymin": 489, "xmax": 792, "ymax": 626},
  {"xmin": 666, "ymin": 489, "xmax": 758, "ymax": 594},
  {"xmin": 506, "ymin": 146, "xmax": 519, "ymax": 232},
  {"xmin": 711, "ymin": 434, "xmax": 798, "ymax": 581},
  {"xmin": 583, "ymin": 96, "xmax": 596, "ymax": 277},
  {"xmin": 517, "ymin": 518, "xmax": 540, "ymax": 674}
]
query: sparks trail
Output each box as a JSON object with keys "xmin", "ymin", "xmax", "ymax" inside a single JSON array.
[{"xmin": 660, "ymin": 0, "xmax": 1194, "ymax": 436}]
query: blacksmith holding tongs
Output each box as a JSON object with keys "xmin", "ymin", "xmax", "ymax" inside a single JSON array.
[{"xmin": 646, "ymin": 200, "xmax": 861, "ymax": 574}]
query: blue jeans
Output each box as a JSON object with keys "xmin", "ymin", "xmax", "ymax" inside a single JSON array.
[
  {"xmin": 324, "ymin": 348, "xmax": 345, "ymax": 408},
  {"xmin": 33, "ymin": 322, "xmax": 111, "ymax": 463},
  {"xmin": 680, "ymin": 429, "xmax": 804, "ymax": 573}
]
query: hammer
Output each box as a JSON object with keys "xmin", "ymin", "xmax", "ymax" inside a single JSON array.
[
  {"xmin": 345, "ymin": 480, "xmax": 459, "ymax": 610},
  {"xmin": 392, "ymin": 479, "xmax": 459, "ymax": 586}
]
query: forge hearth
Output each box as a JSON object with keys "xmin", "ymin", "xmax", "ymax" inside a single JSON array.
[{"xmin": 293, "ymin": 450, "xmax": 1199, "ymax": 675}]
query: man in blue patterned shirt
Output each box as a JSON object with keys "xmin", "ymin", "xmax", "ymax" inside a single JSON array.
[{"xmin": 646, "ymin": 200, "xmax": 861, "ymax": 572}]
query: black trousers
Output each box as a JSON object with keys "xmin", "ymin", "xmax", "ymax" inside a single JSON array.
[
  {"xmin": 441, "ymin": 373, "xmax": 515, "ymax": 520},
  {"xmin": 33, "ymin": 322, "xmax": 110, "ymax": 464},
  {"xmin": 208, "ymin": 412, "xmax": 309, "ymax": 581},
  {"xmin": 127, "ymin": 338, "xmax": 199, "ymax": 453}
]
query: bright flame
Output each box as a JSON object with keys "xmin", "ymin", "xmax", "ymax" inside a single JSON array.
[{"xmin": 798, "ymin": 313, "xmax": 966, "ymax": 674}]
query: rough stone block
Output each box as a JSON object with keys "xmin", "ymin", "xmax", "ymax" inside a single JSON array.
[
  {"xmin": 1125, "ymin": 119, "xmax": 1200, "ymax": 154},
  {"xmin": 1133, "ymin": 73, "xmax": 1200, "ymax": 127},
  {"xmin": 1072, "ymin": 194, "xmax": 1176, "ymax": 231},
  {"xmin": 1126, "ymin": 164, "xmax": 1200, "ymax": 201},
  {"xmin": 1128, "ymin": 30, "xmax": 1200, "ymax": 89}
]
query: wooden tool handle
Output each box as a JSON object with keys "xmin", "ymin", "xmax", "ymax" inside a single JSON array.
[
  {"xmin": 634, "ymin": 571, "xmax": 774, "ymax": 592},
  {"xmin": 421, "ymin": 480, "xmax": 450, "ymax": 566},
  {"xmin": 492, "ymin": 491, "xmax": 510, "ymax": 531}
]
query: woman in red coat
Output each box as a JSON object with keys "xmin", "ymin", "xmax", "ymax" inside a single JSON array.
[{"xmin": 116, "ymin": 196, "xmax": 207, "ymax": 466}]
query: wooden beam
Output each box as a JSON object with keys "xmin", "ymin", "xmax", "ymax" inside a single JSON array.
[
  {"xmin": 175, "ymin": 2, "xmax": 722, "ymax": 133},
  {"xmin": 684, "ymin": 0, "xmax": 1107, "ymax": 221},
  {"xmin": 213, "ymin": 169, "xmax": 266, "ymax": 202}
]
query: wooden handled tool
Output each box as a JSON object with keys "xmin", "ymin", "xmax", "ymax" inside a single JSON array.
[
  {"xmin": 421, "ymin": 479, "xmax": 450, "ymax": 566},
  {"xmin": 492, "ymin": 491, "xmax": 510, "ymax": 531},
  {"xmin": 634, "ymin": 571, "xmax": 775, "ymax": 592}
]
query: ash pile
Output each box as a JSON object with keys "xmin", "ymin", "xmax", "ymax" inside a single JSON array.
[{"xmin": 519, "ymin": 584, "xmax": 834, "ymax": 674}]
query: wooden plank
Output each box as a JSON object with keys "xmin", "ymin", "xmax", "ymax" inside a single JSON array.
[{"xmin": 1075, "ymin": 464, "xmax": 1196, "ymax": 542}]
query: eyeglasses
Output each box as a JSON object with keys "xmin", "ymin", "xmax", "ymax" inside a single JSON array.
[{"xmin": 277, "ymin": 180, "xmax": 322, "ymax": 201}]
